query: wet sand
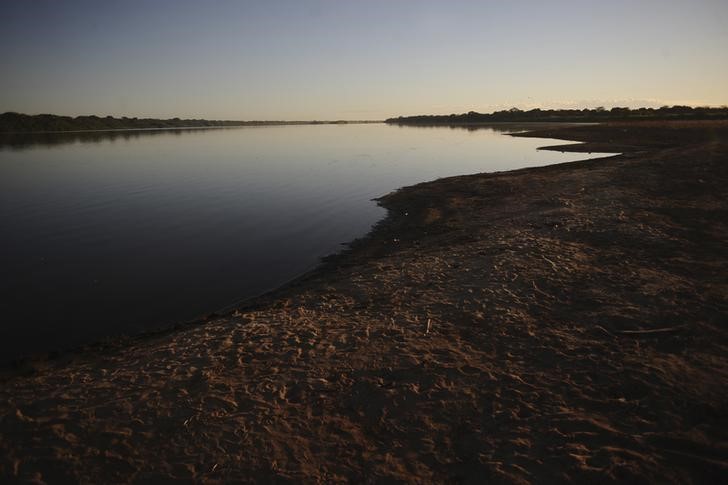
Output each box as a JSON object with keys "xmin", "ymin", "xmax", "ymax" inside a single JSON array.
[{"xmin": 1, "ymin": 121, "xmax": 727, "ymax": 483}]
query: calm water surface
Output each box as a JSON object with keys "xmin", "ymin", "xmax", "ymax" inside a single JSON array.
[{"xmin": 0, "ymin": 124, "xmax": 606, "ymax": 360}]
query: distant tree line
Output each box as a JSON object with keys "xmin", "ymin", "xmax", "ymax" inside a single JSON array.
[
  {"xmin": 0, "ymin": 112, "xmax": 365, "ymax": 133},
  {"xmin": 385, "ymin": 106, "xmax": 728, "ymax": 125}
]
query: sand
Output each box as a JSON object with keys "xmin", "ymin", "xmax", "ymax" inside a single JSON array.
[{"xmin": 1, "ymin": 121, "xmax": 727, "ymax": 483}]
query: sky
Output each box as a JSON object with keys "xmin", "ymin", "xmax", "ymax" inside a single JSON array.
[{"xmin": 1, "ymin": 0, "xmax": 727, "ymax": 120}]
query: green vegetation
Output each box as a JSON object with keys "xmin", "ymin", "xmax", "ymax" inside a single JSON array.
[
  {"xmin": 386, "ymin": 106, "xmax": 728, "ymax": 125},
  {"xmin": 0, "ymin": 112, "xmax": 372, "ymax": 133}
]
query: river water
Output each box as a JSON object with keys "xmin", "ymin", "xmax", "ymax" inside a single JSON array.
[{"xmin": 0, "ymin": 123, "xmax": 606, "ymax": 360}]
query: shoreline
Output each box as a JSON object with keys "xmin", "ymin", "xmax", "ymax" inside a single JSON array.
[
  {"xmin": 0, "ymin": 123, "xmax": 610, "ymax": 370},
  {"xmin": 2, "ymin": 120, "xmax": 727, "ymax": 482}
]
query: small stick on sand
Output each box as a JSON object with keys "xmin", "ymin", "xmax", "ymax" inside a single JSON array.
[
  {"xmin": 618, "ymin": 325, "xmax": 688, "ymax": 335},
  {"xmin": 594, "ymin": 325, "xmax": 616, "ymax": 337},
  {"xmin": 542, "ymin": 256, "xmax": 558, "ymax": 272},
  {"xmin": 532, "ymin": 280, "xmax": 554, "ymax": 299},
  {"xmin": 425, "ymin": 318, "xmax": 432, "ymax": 334}
]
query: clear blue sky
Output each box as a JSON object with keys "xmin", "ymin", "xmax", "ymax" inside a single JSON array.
[{"xmin": 2, "ymin": 0, "xmax": 727, "ymax": 119}]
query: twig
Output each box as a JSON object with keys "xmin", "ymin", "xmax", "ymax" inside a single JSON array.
[
  {"xmin": 532, "ymin": 280, "xmax": 555, "ymax": 299},
  {"xmin": 617, "ymin": 325, "xmax": 688, "ymax": 336},
  {"xmin": 542, "ymin": 256, "xmax": 558, "ymax": 272},
  {"xmin": 594, "ymin": 325, "xmax": 615, "ymax": 337}
]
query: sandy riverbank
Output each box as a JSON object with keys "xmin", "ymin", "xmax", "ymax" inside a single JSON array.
[{"xmin": 1, "ymin": 121, "xmax": 727, "ymax": 483}]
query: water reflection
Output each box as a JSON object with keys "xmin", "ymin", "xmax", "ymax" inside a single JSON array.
[
  {"xmin": 0, "ymin": 123, "xmax": 610, "ymax": 361},
  {"xmin": 0, "ymin": 126, "xmax": 238, "ymax": 151},
  {"xmin": 0, "ymin": 122, "xmax": 587, "ymax": 151},
  {"xmin": 389, "ymin": 122, "xmax": 588, "ymax": 133}
]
